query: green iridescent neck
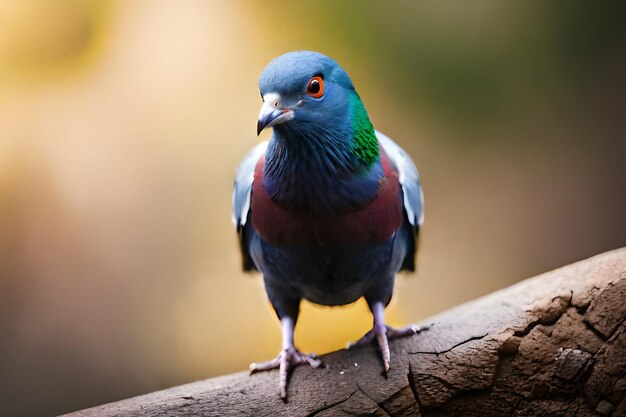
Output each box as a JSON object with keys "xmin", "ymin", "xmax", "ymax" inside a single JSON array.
[{"xmin": 349, "ymin": 92, "xmax": 379, "ymax": 166}]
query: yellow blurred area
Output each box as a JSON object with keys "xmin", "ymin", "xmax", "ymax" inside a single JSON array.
[
  {"xmin": 0, "ymin": 0, "xmax": 112, "ymax": 85},
  {"xmin": 1, "ymin": 1, "xmax": 625, "ymax": 416}
]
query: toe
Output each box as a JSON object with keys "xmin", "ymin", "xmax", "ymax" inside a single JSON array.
[
  {"xmin": 279, "ymin": 353, "xmax": 289, "ymax": 399},
  {"xmin": 386, "ymin": 323, "xmax": 431, "ymax": 339},
  {"xmin": 375, "ymin": 329, "xmax": 391, "ymax": 372},
  {"xmin": 304, "ymin": 354, "xmax": 322, "ymax": 368},
  {"xmin": 249, "ymin": 357, "xmax": 281, "ymax": 373},
  {"xmin": 253, "ymin": 348, "xmax": 322, "ymax": 399}
]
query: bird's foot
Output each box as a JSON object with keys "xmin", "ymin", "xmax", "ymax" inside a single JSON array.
[
  {"xmin": 249, "ymin": 346, "xmax": 321, "ymax": 399},
  {"xmin": 348, "ymin": 324, "xmax": 430, "ymax": 372},
  {"xmin": 348, "ymin": 324, "xmax": 428, "ymax": 348}
]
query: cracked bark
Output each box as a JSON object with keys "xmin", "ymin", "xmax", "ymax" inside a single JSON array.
[{"xmin": 65, "ymin": 248, "xmax": 626, "ymax": 417}]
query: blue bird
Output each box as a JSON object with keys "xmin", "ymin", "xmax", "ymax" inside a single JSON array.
[{"xmin": 232, "ymin": 51, "xmax": 425, "ymax": 399}]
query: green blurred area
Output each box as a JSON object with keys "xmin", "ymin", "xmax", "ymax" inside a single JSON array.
[
  {"xmin": 0, "ymin": 1, "xmax": 625, "ymax": 416},
  {"xmin": 268, "ymin": 1, "xmax": 626, "ymax": 139}
]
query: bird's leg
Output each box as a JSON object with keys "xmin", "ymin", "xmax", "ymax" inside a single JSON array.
[
  {"xmin": 348, "ymin": 301, "xmax": 429, "ymax": 372},
  {"xmin": 249, "ymin": 316, "xmax": 321, "ymax": 399}
]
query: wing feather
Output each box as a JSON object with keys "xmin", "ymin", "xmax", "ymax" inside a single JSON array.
[
  {"xmin": 232, "ymin": 141, "xmax": 268, "ymax": 230},
  {"xmin": 376, "ymin": 131, "xmax": 424, "ymax": 228},
  {"xmin": 232, "ymin": 141, "xmax": 267, "ymax": 271}
]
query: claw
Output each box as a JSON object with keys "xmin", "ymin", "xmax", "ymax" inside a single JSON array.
[
  {"xmin": 249, "ymin": 346, "xmax": 321, "ymax": 399},
  {"xmin": 349, "ymin": 321, "xmax": 430, "ymax": 372},
  {"xmin": 349, "ymin": 324, "xmax": 428, "ymax": 349},
  {"xmin": 249, "ymin": 357, "xmax": 281, "ymax": 373},
  {"xmin": 376, "ymin": 329, "xmax": 391, "ymax": 372}
]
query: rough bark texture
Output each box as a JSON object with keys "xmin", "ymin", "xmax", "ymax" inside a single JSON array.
[{"xmin": 66, "ymin": 249, "xmax": 626, "ymax": 417}]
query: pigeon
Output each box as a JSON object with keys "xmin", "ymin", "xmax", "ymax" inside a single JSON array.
[{"xmin": 232, "ymin": 51, "xmax": 425, "ymax": 399}]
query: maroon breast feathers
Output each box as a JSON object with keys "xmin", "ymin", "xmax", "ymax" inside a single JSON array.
[{"xmin": 251, "ymin": 150, "xmax": 403, "ymax": 246}]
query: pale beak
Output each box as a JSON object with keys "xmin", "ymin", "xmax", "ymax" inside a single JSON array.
[{"xmin": 257, "ymin": 93, "xmax": 294, "ymax": 135}]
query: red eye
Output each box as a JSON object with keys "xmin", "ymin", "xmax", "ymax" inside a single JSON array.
[{"xmin": 306, "ymin": 76, "xmax": 324, "ymax": 98}]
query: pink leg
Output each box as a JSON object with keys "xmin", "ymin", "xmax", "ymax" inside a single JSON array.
[
  {"xmin": 250, "ymin": 316, "xmax": 321, "ymax": 399},
  {"xmin": 348, "ymin": 301, "xmax": 429, "ymax": 372}
]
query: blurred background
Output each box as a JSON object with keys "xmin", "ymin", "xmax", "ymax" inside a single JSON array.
[{"xmin": 1, "ymin": 1, "xmax": 625, "ymax": 415}]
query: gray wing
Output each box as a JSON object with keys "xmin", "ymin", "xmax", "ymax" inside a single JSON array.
[
  {"xmin": 232, "ymin": 141, "xmax": 267, "ymax": 271},
  {"xmin": 376, "ymin": 131, "xmax": 424, "ymax": 228},
  {"xmin": 232, "ymin": 141, "xmax": 268, "ymax": 231}
]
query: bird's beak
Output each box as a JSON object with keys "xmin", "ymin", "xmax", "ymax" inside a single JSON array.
[{"xmin": 257, "ymin": 93, "xmax": 295, "ymax": 135}]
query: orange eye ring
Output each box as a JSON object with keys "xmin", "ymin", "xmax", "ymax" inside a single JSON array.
[{"xmin": 306, "ymin": 76, "xmax": 324, "ymax": 98}]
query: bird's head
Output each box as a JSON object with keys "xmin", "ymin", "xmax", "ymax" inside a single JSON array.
[{"xmin": 256, "ymin": 51, "xmax": 357, "ymax": 136}]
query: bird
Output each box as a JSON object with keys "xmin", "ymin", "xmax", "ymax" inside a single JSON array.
[{"xmin": 232, "ymin": 51, "xmax": 425, "ymax": 399}]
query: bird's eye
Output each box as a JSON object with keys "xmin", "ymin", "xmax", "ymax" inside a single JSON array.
[{"xmin": 306, "ymin": 76, "xmax": 324, "ymax": 98}]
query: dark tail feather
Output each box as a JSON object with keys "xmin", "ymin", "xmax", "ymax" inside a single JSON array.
[
  {"xmin": 239, "ymin": 223, "xmax": 259, "ymax": 272},
  {"xmin": 400, "ymin": 223, "xmax": 419, "ymax": 272}
]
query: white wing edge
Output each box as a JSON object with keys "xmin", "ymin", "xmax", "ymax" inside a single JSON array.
[
  {"xmin": 376, "ymin": 131, "xmax": 425, "ymax": 227},
  {"xmin": 231, "ymin": 141, "xmax": 269, "ymax": 228}
]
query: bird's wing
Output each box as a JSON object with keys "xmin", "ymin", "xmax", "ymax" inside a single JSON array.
[
  {"xmin": 232, "ymin": 141, "xmax": 267, "ymax": 271},
  {"xmin": 376, "ymin": 131, "xmax": 424, "ymax": 227},
  {"xmin": 232, "ymin": 141, "xmax": 268, "ymax": 231}
]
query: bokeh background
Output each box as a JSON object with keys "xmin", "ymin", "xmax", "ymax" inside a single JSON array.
[{"xmin": 1, "ymin": 1, "xmax": 625, "ymax": 415}]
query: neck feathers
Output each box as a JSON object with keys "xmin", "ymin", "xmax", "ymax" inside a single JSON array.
[
  {"xmin": 263, "ymin": 93, "xmax": 382, "ymax": 213},
  {"xmin": 350, "ymin": 93, "xmax": 379, "ymax": 166}
]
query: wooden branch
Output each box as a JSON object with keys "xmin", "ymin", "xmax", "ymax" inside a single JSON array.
[{"xmin": 66, "ymin": 249, "xmax": 626, "ymax": 417}]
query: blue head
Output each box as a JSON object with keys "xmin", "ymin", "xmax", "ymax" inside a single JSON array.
[
  {"xmin": 257, "ymin": 51, "xmax": 355, "ymax": 136},
  {"xmin": 256, "ymin": 51, "xmax": 381, "ymax": 212}
]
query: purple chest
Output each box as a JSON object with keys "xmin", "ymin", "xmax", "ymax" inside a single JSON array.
[{"xmin": 251, "ymin": 151, "xmax": 403, "ymax": 245}]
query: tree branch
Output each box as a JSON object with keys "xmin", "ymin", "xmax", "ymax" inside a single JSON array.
[{"xmin": 66, "ymin": 248, "xmax": 626, "ymax": 417}]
